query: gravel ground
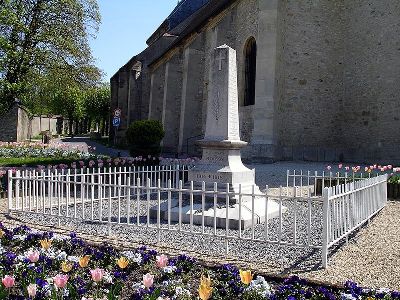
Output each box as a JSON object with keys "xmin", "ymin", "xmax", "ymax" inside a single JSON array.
[{"xmin": 1, "ymin": 161, "xmax": 399, "ymax": 290}]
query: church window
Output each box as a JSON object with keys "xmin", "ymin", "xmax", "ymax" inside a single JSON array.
[{"xmin": 243, "ymin": 37, "xmax": 257, "ymax": 106}]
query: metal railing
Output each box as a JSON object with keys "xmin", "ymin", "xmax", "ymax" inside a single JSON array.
[
  {"xmin": 6, "ymin": 167, "xmax": 388, "ymax": 268},
  {"xmin": 286, "ymin": 170, "xmax": 377, "ymax": 197},
  {"xmin": 321, "ymin": 174, "xmax": 388, "ymax": 267}
]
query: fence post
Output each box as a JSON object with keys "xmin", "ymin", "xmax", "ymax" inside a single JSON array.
[
  {"xmin": 322, "ymin": 187, "xmax": 330, "ymax": 268},
  {"xmin": 7, "ymin": 170, "xmax": 13, "ymax": 215},
  {"xmin": 15, "ymin": 170, "xmax": 21, "ymax": 210}
]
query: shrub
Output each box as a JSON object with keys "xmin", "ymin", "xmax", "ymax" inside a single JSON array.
[{"xmin": 126, "ymin": 120, "xmax": 165, "ymax": 157}]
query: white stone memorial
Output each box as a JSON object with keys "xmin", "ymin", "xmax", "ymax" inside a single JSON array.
[
  {"xmin": 188, "ymin": 44, "xmax": 259, "ymax": 198},
  {"xmin": 151, "ymin": 45, "xmax": 283, "ymax": 229}
]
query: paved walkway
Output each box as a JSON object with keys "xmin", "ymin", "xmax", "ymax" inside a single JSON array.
[{"xmin": 58, "ymin": 137, "xmax": 129, "ymax": 157}]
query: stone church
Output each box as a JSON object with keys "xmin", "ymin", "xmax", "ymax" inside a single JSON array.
[{"xmin": 110, "ymin": 0, "xmax": 400, "ymax": 164}]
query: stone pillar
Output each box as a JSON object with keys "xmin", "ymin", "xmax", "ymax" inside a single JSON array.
[
  {"xmin": 161, "ymin": 55, "xmax": 183, "ymax": 153},
  {"xmin": 148, "ymin": 65, "xmax": 166, "ymax": 122},
  {"xmin": 148, "ymin": 73, "xmax": 155, "ymax": 119},
  {"xmin": 250, "ymin": 0, "xmax": 279, "ymax": 162},
  {"xmin": 178, "ymin": 47, "xmax": 205, "ymax": 154}
]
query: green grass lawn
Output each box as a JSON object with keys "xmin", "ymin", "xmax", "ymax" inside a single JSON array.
[{"xmin": 0, "ymin": 157, "xmax": 78, "ymax": 167}]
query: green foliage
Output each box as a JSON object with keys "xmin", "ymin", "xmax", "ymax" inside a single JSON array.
[
  {"xmin": 126, "ymin": 120, "xmax": 165, "ymax": 156},
  {"xmin": 388, "ymin": 175, "xmax": 400, "ymax": 184},
  {"xmin": 83, "ymin": 84, "xmax": 111, "ymax": 123},
  {"xmin": 0, "ymin": 0, "xmax": 102, "ymax": 114}
]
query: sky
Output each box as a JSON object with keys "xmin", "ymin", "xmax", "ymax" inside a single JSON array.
[{"xmin": 90, "ymin": 1, "xmax": 178, "ymax": 81}]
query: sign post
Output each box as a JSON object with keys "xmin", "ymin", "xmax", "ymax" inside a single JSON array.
[{"xmin": 113, "ymin": 109, "xmax": 122, "ymax": 145}]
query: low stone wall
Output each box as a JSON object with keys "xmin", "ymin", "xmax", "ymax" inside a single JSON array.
[
  {"xmin": 30, "ymin": 116, "xmax": 59, "ymax": 137},
  {"xmin": 0, "ymin": 105, "xmax": 19, "ymax": 142}
]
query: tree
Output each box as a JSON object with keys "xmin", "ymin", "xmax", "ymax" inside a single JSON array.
[
  {"xmin": 0, "ymin": 0, "xmax": 101, "ymax": 113},
  {"xmin": 83, "ymin": 84, "xmax": 111, "ymax": 135}
]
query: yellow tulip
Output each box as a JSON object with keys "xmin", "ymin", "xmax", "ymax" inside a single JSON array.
[
  {"xmin": 79, "ymin": 255, "xmax": 90, "ymax": 268},
  {"xmin": 200, "ymin": 275, "xmax": 212, "ymax": 288},
  {"xmin": 116, "ymin": 257, "xmax": 129, "ymax": 269},
  {"xmin": 61, "ymin": 261, "xmax": 73, "ymax": 273},
  {"xmin": 40, "ymin": 239, "xmax": 52, "ymax": 250},
  {"xmin": 0, "ymin": 229, "xmax": 4, "ymax": 238},
  {"xmin": 239, "ymin": 270, "xmax": 253, "ymax": 285},
  {"xmin": 198, "ymin": 283, "xmax": 212, "ymax": 300},
  {"xmin": 198, "ymin": 275, "xmax": 212, "ymax": 300}
]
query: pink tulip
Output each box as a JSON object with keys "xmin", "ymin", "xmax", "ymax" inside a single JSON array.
[
  {"xmin": 27, "ymin": 250, "xmax": 40, "ymax": 263},
  {"xmin": 2, "ymin": 275, "xmax": 15, "ymax": 288},
  {"xmin": 27, "ymin": 284, "xmax": 37, "ymax": 298},
  {"xmin": 338, "ymin": 164, "xmax": 343, "ymax": 169},
  {"xmin": 326, "ymin": 166, "xmax": 331, "ymax": 171},
  {"xmin": 388, "ymin": 165, "xmax": 393, "ymax": 170},
  {"xmin": 345, "ymin": 166, "xmax": 350, "ymax": 171},
  {"xmin": 90, "ymin": 268, "xmax": 104, "ymax": 282},
  {"xmin": 143, "ymin": 273, "xmax": 154, "ymax": 289},
  {"xmin": 156, "ymin": 254, "xmax": 169, "ymax": 268},
  {"xmin": 53, "ymin": 274, "xmax": 69, "ymax": 289},
  {"xmin": 365, "ymin": 167, "xmax": 369, "ymax": 172}
]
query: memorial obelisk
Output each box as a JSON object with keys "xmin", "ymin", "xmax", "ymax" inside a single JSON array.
[
  {"xmin": 151, "ymin": 45, "xmax": 282, "ymax": 229},
  {"xmin": 188, "ymin": 44, "xmax": 260, "ymax": 199}
]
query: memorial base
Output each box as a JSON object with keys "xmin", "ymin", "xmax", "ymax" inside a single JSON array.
[{"xmin": 149, "ymin": 196, "xmax": 283, "ymax": 230}]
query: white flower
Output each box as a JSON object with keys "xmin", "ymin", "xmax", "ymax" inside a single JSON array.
[
  {"xmin": 56, "ymin": 251, "xmax": 67, "ymax": 260},
  {"xmin": 132, "ymin": 282, "xmax": 145, "ymax": 290},
  {"xmin": 103, "ymin": 271, "xmax": 113, "ymax": 284},
  {"xmin": 377, "ymin": 288, "xmax": 390, "ymax": 294},
  {"xmin": 246, "ymin": 276, "xmax": 271, "ymax": 297},
  {"xmin": 341, "ymin": 294, "xmax": 358, "ymax": 300},
  {"xmin": 17, "ymin": 255, "xmax": 25, "ymax": 261},
  {"xmin": 13, "ymin": 235, "xmax": 27, "ymax": 241},
  {"xmin": 162, "ymin": 266, "xmax": 176, "ymax": 274},
  {"xmin": 67, "ymin": 256, "xmax": 79, "ymax": 263},
  {"xmin": 63, "ymin": 288, "xmax": 69, "ymax": 297},
  {"xmin": 174, "ymin": 286, "xmax": 191, "ymax": 297}
]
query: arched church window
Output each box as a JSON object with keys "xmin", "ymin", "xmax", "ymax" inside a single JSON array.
[{"xmin": 244, "ymin": 37, "xmax": 257, "ymax": 106}]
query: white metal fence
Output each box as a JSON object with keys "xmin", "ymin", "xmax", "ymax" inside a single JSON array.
[
  {"xmin": 6, "ymin": 166, "xmax": 388, "ymax": 268},
  {"xmin": 321, "ymin": 174, "xmax": 388, "ymax": 267},
  {"xmin": 286, "ymin": 170, "xmax": 377, "ymax": 197}
]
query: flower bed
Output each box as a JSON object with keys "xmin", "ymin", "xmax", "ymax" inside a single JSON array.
[
  {"xmin": 325, "ymin": 164, "xmax": 400, "ymax": 200},
  {"xmin": 0, "ymin": 224, "xmax": 398, "ymax": 299},
  {"xmin": 0, "ymin": 142, "xmax": 91, "ymax": 159}
]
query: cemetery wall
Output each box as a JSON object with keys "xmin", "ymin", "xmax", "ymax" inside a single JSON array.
[
  {"xmin": 17, "ymin": 107, "xmax": 30, "ymax": 141},
  {"xmin": 0, "ymin": 105, "xmax": 19, "ymax": 142},
  {"xmin": 0, "ymin": 105, "xmax": 30, "ymax": 142}
]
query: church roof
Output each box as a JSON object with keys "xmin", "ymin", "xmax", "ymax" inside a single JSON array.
[
  {"xmin": 148, "ymin": 0, "xmax": 233, "ymax": 67},
  {"xmin": 168, "ymin": 0, "xmax": 210, "ymax": 30},
  {"xmin": 147, "ymin": 0, "xmax": 210, "ymax": 46}
]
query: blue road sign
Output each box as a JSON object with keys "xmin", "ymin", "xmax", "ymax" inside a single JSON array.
[{"xmin": 112, "ymin": 117, "xmax": 121, "ymax": 127}]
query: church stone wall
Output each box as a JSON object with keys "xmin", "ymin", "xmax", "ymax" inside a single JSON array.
[
  {"xmin": 149, "ymin": 64, "xmax": 166, "ymax": 121},
  {"xmin": 340, "ymin": 0, "xmax": 400, "ymax": 164},
  {"xmin": 178, "ymin": 34, "xmax": 206, "ymax": 155},
  {"xmin": 111, "ymin": 0, "xmax": 400, "ymax": 164},
  {"xmin": 161, "ymin": 53, "xmax": 184, "ymax": 153},
  {"xmin": 276, "ymin": 0, "xmax": 345, "ymax": 161}
]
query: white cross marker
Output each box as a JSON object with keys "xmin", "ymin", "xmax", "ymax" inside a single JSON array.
[{"xmin": 216, "ymin": 51, "xmax": 225, "ymax": 71}]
